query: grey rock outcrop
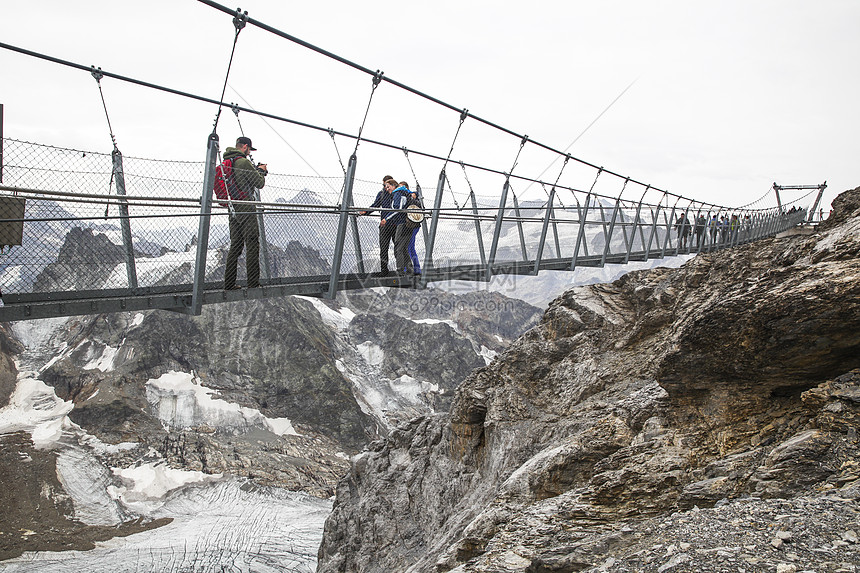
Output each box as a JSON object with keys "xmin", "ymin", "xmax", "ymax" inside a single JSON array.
[{"xmin": 317, "ymin": 187, "xmax": 860, "ymax": 572}]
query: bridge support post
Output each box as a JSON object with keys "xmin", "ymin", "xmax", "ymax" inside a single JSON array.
[
  {"xmin": 327, "ymin": 153, "xmax": 357, "ymax": 299},
  {"xmin": 661, "ymin": 204, "xmax": 677, "ymax": 258},
  {"xmin": 551, "ymin": 202, "xmax": 561, "ymax": 259},
  {"xmin": 469, "ymin": 190, "xmax": 486, "ymax": 266},
  {"xmin": 512, "ymin": 193, "xmax": 528, "ymax": 263},
  {"xmin": 420, "ymin": 169, "xmax": 446, "ymax": 285},
  {"xmin": 772, "ymin": 183, "xmax": 784, "ymax": 213},
  {"xmin": 350, "ymin": 210, "xmax": 365, "ymax": 275},
  {"xmin": 486, "ymin": 177, "xmax": 511, "ymax": 281},
  {"xmin": 570, "ymin": 192, "xmax": 591, "ymax": 271},
  {"xmin": 625, "ymin": 195, "xmax": 645, "ymax": 264},
  {"xmin": 601, "ymin": 197, "xmax": 621, "ymax": 266},
  {"xmin": 255, "ymin": 189, "xmax": 271, "ymax": 281},
  {"xmin": 112, "ymin": 148, "xmax": 137, "ymax": 290},
  {"xmin": 808, "ymin": 182, "xmax": 827, "ymax": 224},
  {"xmin": 534, "ymin": 186, "xmax": 556, "ymax": 275},
  {"xmin": 646, "ymin": 193, "xmax": 667, "ymax": 258},
  {"xmin": 189, "ymin": 132, "xmax": 218, "ymax": 315}
]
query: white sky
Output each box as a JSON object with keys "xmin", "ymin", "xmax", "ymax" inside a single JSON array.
[{"xmin": 1, "ymin": 0, "xmax": 857, "ymax": 211}]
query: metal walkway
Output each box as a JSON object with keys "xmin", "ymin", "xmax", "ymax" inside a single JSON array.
[{"xmin": 0, "ymin": 138, "xmax": 811, "ymax": 322}]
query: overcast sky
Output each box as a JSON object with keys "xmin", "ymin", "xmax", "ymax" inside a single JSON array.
[{"xmin": 1, "ymin": 0, "xmax": 857, "ymax": 211}]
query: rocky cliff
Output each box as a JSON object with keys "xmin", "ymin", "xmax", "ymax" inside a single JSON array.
[{"xmin": 317, "ymin": 187, "xmax": 860, "ymax": 572}]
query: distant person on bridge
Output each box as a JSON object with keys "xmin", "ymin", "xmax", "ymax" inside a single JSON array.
[
  {"xmin": 676, "ymin": 213, "xmax": 691, "ymax": 250},
  {"xmin": 360, "ymin": 176, "xmax": 397, "ymax": 276},
  {"xmin": 694, "ymin": 213, "xmax": 706, "ymax": 249},
  {"xmin": 709, "ymin": 215, "xmax": 719, "ymax": 244},
  {"xmin": 729, "ymin": 214, "xmax": 740, "ymax": 245},
  {"xmin": 223, "ymin": 136, "xmax": 268, "ymax": 290}
]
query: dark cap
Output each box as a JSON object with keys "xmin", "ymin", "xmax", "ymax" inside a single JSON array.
[{"xmin": 236, "ymin": 136, "xmax": 257, "ymax": 151}]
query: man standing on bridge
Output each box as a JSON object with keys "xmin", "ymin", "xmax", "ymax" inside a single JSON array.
[
  {"xmin": 224, "ymin": 136, "xmax": 268, "ymax": 290},
  {"xmin": 360, "ymin": 176, "xmax": 397, "ymax": 276}
]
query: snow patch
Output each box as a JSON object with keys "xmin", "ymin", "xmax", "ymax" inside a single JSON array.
[
  {"xmin": 479, "ymin": 345, "xmax": 498, "ymax": 365},
  {"xmin": 108, "ymin": 462, "xmax": 222, "ymax": 511},
  {"xmin": 0, "ymin": 375, "xmax": 74, "ymax": 447},
  {"xmin": 265, "ymin": 417, "xmax": 300, "ymax": 437},
  {"xmin": 295, "ymin": 296, "xmax": 355, "ymax": 331},
  {"xmin": 146, "ymin": 371, "xmax": 300, "ymax": 436},
  {"xmin": 356, "ymin": 341, "xmax": 384, "ymax": 366},
  {"xmin": 413, "ymin": 317, "xmax": 461, "ymax": 333},
  {"xmin": 130, "ymin": 313, "xmax": 145, "ymax": 327},
  {"xmin": 103, "ymin": 248, "xmax": 221, "ymax": 289},
  {"xmin": 11, "ymin": 317, "xmax": 71, "ymax": 351},
  {"xmin": 83, "ymin": 345, "xmax": 119, "ymax": 372},
  {"xmin": 391, "ymin": 375, "xmax": 441, "ymax": 405}
]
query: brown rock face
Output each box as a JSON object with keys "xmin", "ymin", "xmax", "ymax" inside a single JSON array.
[{"xmin": 318, "ymin": 187, "xmax": 860, "ymax": 572}]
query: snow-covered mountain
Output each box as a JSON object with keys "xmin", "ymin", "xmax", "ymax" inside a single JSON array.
[{"xmin": 0, "ymin": 224, "xmax": 543, "ymax": 568}]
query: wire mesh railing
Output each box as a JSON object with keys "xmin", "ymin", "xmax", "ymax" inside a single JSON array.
[{"xmin": 0, "ymin": 137, "xmax": 808, "ymax": 320}]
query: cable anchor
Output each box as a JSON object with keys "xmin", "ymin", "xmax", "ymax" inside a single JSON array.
[
  {"xmin": 372, "ymin": 69, "xmax": 384, "ymax": 87},
  {"xmin": 90, "ymin": 66, "xmax": 104, "ymax": 82},
  {"xmin": 233, "ymin": 7, "xmax": 248, "ymax": 33}
]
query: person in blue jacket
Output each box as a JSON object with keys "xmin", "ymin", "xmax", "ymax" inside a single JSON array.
[{"xmin": 403, "ymin": 183, "xmax": 423, "ymax": 275}]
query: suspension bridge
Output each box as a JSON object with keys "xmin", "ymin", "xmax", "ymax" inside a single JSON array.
[{"xmin": 0, "ymin": 1, "xmax": 824, "ymax": 323}]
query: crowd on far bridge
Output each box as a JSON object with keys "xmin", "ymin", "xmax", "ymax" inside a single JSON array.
[{"xmin": 674, "ymin": 206, "xmax": 802, "ymax": 250}]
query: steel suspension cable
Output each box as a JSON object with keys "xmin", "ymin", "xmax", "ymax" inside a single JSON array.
[
  {"xmin": 507, "ymin": 135, "xmax": 529, "ymax": 176},
  {"xmin": 0, "ymin": 40, "xmax": 758, "ymax": 213},
  {"xmin": 329, "ymin": 129, "xmax": 347, "ymax": 174},
  {"xmin": 90, "ymin": 66, "xmax": 121, "ymax": 218},
  {"xmin": 737, "ymin": 185, "xmax": 777, "ymax": 210},
  {"xmin": 90, "ymin": 67, "xmax": 118, "ymax": 150},
  {"xmin": 544, "ymin": 154, "xmax": 571, "ymax": 209},
  {"xmin": 459, "ymin": 160, "xmax": 479, "ymax": 212},
  {"xmin": 443, "ymin": 172, "xmax": 463, "ymax": 212},
  {"xmin": 352, "ymin": 71, "xmax": 384, "ymax": 156},
  {"xmin": 0, "ymin": 43, "xmax": 581, "ymax": 198},
  {"xmin": 194, "ymin": 0, "xmax": 659, "ymax": 195},
  {"xmin": 231, "ymin": 103, "xmax": 245, "ymax": 136},
  {"xmin": 402, "ymin": 148, "xmax": 423, "ymax": 196},
  {"xmin": 212, "ymin": 8, "xmax": 247, "ymax": 132},
  {"xmin": 443, "ymin": 109, "xmax": 468, "ymax": 169}
]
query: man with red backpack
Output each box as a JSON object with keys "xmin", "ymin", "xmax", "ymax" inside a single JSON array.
[{"xmin": 223, "ymin": 136, "xmax": 268, "ymax": 290}]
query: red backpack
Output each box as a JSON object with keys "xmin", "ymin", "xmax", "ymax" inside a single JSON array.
[{"xmin": 213, "ymin": 157, "xmax": 242, "ymax": 207}]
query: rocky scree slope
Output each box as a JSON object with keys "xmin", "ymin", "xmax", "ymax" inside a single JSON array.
[{"xmin": 317, "ymin": 187, "xmax": 860, "ymax": 573}]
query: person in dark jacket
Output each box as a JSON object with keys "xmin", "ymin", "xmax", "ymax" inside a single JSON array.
[
  {"xmin": 676, "ymin": 212, "xmax": 691, "ymax": 249},
  {"xmin": 361, "ymin": 176, "xmax": 397, "ymax": 276},
  {"xmin": 223, "ymin": 136, "xmax": 267, "ymax": 290},
  {"xmin": 694, "ymin": 213, "xmax": 706, "ymax": 249}
]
